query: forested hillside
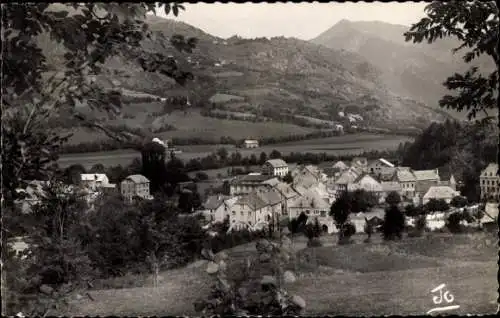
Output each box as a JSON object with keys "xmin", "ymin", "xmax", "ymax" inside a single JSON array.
[{"xmin": 397, "ymin": 120, "xmax": 497, "ymax": 201}]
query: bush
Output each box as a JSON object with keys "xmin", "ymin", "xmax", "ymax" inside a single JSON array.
[
  {"xmin": 446, "ymin": 212, "xmax": 464, "ymax": 233},
  {"xmin": 385, "ymin": 191, "xmax": 401, "ymax": 206},
  {"xmin": 382, "ymin": 205, "xmax": 405, "ymax": 240}
]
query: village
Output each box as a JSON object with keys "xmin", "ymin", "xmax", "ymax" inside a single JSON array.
[{"xmin": 15, "ymin": 140, "xmax": 499, "ymax": 241}]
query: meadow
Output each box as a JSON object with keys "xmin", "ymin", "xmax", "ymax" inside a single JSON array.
[
  {"xmin": 65, "ymin": 232, "xmax": 498, "ymax": 316},
  {"xmin": 58, "ymin": 133, "xmax": 412, "ymax": 169}
]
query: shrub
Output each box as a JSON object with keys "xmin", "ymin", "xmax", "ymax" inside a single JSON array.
[
  {"xmin": 385, "ymin": 191, "xmax": 401, "ymax": 206},
  {"xmin": 194, "ymin": 236, "xmax": 306, "ymax": 315},
  {"xmin": 446, "ymin": 212, "xmax": 464, "ymax": 233},
  {"xmin": 382, "ymin": 205, "xmax": 405, "ymax": 240}
]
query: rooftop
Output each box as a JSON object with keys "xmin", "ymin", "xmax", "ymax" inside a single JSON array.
[
  {"xmin": 232, "ymin": 174, "xmax": 277, "ymax": 184},
  {"xmin": 423, "ymin": 186, "xmax": 459, "ymax": 199},
  {"xmin": 413, "ymin": 169, "xmax": 440, "ymax": 181},
  {"xmin": 124, "ymin": 174, "xmax": 150, "ymax": 184},
  {"xmin": 265, "ymin": 159, "xmax": 288, "ymax": 168}
]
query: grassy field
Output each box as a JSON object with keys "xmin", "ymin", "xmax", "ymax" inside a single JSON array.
[
  {"xmin": 65, "ymin": 232, "xmax": 498, "ymax": 316},
  {"xmin": 58, "ymin": 133, "xmax": 412, "ymax": 169}
]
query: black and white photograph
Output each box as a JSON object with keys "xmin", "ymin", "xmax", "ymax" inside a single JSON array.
[{"xmin": 2, "ymin": 1, "xmax": 499, "ymax": 316}]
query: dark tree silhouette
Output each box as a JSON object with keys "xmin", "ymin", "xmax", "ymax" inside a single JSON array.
[{"xmin": 141, "ymin": 141, "xmax": 168, "ymax": 194}]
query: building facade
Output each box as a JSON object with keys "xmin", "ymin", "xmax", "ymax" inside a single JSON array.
[
  {"xmin": 120, "ymin": 174, "xmax": 153, "ymax": 202},
  {"xmin": 229, "ymin": 174, "xmax": 278, "ymax": 196},
  {"xmin": 243, "ymin": 139, "xmax": 259, "ymax": 148},
  {"xmin": 480, "ymin": 163, "xmax": 499, "ymax": 201},
  {"xmin": 262, "ymin": 159, "xmax": 289, "ymax": 177}
]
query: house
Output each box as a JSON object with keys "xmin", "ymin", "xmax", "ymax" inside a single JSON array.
[
  {"xmin": 437, "ymin": 169, "xmax": 457, "ymax": 191},
  {"xmin": 413, "ymin": 169, "xmax": 440, "ymax": 197},
  {"xmin": 422, "ymin": 186, "xmax": 460, "ymax": 205},
  {"xmin": 262, "ymin": 159, "xmax": 289, "ymax": 177},
  {"xmin": 229, "ymin": 174, "xmax": 278, "ymax": 196},
  {"xmin": 288, "ymin": 188, "xmax": 330, "ymax": 219},
  {"xmin": 348, "ymin": 174, "xmax": 383, "ymax": 194},
  {"xmin": 334, "ymin": 166, "xmax": 362, "ymax": 192},
  {"xmin": 332, "ymin": 160, "xmax": 349, "ymax": 172},
  {"xmin": 480, "ymin": 163, "xmax": 499, "ymax": 201},
  {"xmin": 256, "ymin": 189, "xmax": 283, "ymax": 218},
  {"xmin": 392, "ymin": 167, "xmax": 416, "ymax": 198},
  {"xmin": 230, "ymin": 191, "xmax": 273, "ymax": 227},
  {"xmin": 349, "ymin": 209, "xmax": 385, "ymax": 233},
  {"xmin": 120, "ymin": 174, "xmax": 153, "ymax": 202},
  {"xmin": 202, "ymin": 194, "xmax": 234, "ymax": 223},
  {"xmin": 80, "ymin": 173, "xmax": 114, "ymax": 191},
  {"xmin": 380, "ymin": 181, "xmax": 403, "ymax": 202},
  {"xmin": 292, "ymin": 165, "xmax": 324, "ymax": 190},
  {"xmin": 243, "ymin": 139, "xmax": 259, "ymax": 149},
  {"xmin": 272, "ymin": 182, "xmax": 300, "ymax": 215},
  {"xmin": 351, "ymin": 157, "xmax": 368, "ymax": 172},
  {"xmin": 368, "ymin": 158, "xmax": 396, "ymax": 179}
]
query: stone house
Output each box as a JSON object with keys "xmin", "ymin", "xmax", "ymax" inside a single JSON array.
[{"xmin": 120, "ymin": 174, "xmax": 153, "ymax": 202}]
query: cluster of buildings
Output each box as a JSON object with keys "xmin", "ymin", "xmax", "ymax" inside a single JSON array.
[{"xmin": 198, "ymin": 156, "xmax": 490, "ymax": 234}]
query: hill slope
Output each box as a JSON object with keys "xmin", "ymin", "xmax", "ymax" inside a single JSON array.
[
  {"xmin": 311, "ymin": 19, "xmax": 495, "ymax": 120},
  {"xmin": 38, "ymin": 9, "xmax": 451, "ymax": 143}
]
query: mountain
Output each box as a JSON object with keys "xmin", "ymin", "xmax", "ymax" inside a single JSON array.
[
  {"xmin": 311, "ymin": 19, "xmax": 495, "ymax": 120},
  {"xmin": 37, "ymin": 10, "xmax": 451, "ymax": 144}
]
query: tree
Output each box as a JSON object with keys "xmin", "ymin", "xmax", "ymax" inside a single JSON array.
[
  {"xmin": 141, "ymin": 141, "xmax": 168, "ymax": 194},
  {"xmin": 216, "ymin": 147, "xmax": 229, "ymax": 163},
  {"xmin": 89, "ymin": 163, "xmax": 106, "ymax": 174},
  {"xmin": 350, "ymin": 189, "xmax": 377, "ymax": 213},
  {"xmin": 64, "ymin": 164, "xmax": 87, "ymax": 185},
  {"xmin": 283, "ymin": 172, "xmax": 293, "ymax": 184},
  {"xmin": 269, "ymin": 149, "xmax": 282, "ymax": 160},
  {"xmin": 404, "ymin": 204, "xmax": 424, "ymax": 217},
  {"xmin": 249, "ymin": 154, "xmax": 258, "ymax": 166},
  {"xmin": 364, "ymin": 217, "xmax": 374, "ymax": 242},
  {"xmin": 178, "ymin": 189, "xmax": 202, "ymax": 213},
  {"xmin": 450, "ymin": 195, "xmax": 468, "ymax": 208},
  {"xmin": 405, "ymin": 1, "xmax": 499, "ymax": 120},
  {"xmin": 425, "ymin": 198, "xmax": 450, "ymax": 212},
  {"xmin": 330, "ymin": 192, "xmax": 351, "ymax": 241},
  {"xmin": 385, "ymin": 191, "xmax": 401, "ymax": 206},
  {"xmin": 259, "ymin": 152, "xmax": 268, "ymax": 165},
  {"xmin": 382, "ymin": 205, "xmax": 405, "ymax": 240},
  {"xmin": 2, "ymin": 3, "xmax": 195, "ymax": 315},
  {"xmin": 2, "ymin": 2, "xmax": 193, "ymax": 206}
]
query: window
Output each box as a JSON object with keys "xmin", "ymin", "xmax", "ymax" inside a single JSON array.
[{"xmin": 232, "ymin": 211, "xmax": 236, "ymax": 216}]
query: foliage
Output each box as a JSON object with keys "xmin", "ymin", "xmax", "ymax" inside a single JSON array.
[
  {"xmin": 404, "ymin": 204, "xmax": 424, "ymax": 217},
  {"xmin": 350, "ymin": 189, "xmax": 378, "ymax": 213},
  {"xmin": 282, "ymin": 171, "xmax": 294, "ymax": 184},
  {"xmin": 3, "ymin": 181, "xmax": 93, "ymax": 316},
  {"xmin": 405, "ymin": 1, "xmax": 499, "ymax": 120},
  {"xmin": 425, "ymin": 198, "xmax": 450, "ymax": 212},
  {"xmin": 304, "ymin": 218, "xmax": 322, "ymax": 241},
  {"xmin": 446, "ymin": 212, "xmax": 465, "ymax": 233},
  {"xmin": 385, "ymin": 191, "xmax": 401, "ymax": 206},
  {"xmin": 415, "ymin": 215, "xmax": 428, "ymax": 233},
  {"xmin": 450, "ymin": 195, "xmax": 468, "ymax": 208},
  {"xmin": 269, "ymin": 149, "xmax": 282, "ymax": 159},
  {"xmin": 400, "ymin": 120, "xmax": 496, "ymax": 203},
  {"xmin": 364, "ymin": 217, "xmax": 374, "ymax": 239},
  {"xmin": 330, "ymin": 192, "xmax": 351, "ymax": 240},
  {"xmin": 194, "ymin": 236, "xmax": 305, "ymax": 315},
  {"xmin": 382, "ymin": 205, "xmax": 405, "ymax": 240},
  {"xmin": 178, "ymin": 189, "xmax": 202, "ymax": 213},
  {"xmin": 2, "ymin": 3, "xmax": 195, "ymax": 203}
]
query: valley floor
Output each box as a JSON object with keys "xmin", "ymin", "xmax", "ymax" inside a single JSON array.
[
  {"xmin": 58, "ymin": 133, "xmax": 413, "ymax": 169},
  {"xmin": 65, "ymin": 232, "xmax": 498, "ymax": 316}
]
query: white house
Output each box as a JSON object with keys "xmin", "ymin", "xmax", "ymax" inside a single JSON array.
[
  {"xmin": 288, "ymin": 188, "xmax": 330, "ymax": 219},
  {"xmin": 262, "ymin": 159, "xmax": 289, "ymax": 177},
  {"xmin": 332, "ymin": 160, "xmax": 349, "ymax": 172},
  {"xmin": 80, "ymin": 173, "xmax": 114, "ymax": 191},
  {"xmin": 368, "ymin": 158, "xmax": 395, "ymax": 177},
  {"xmin": 243, "ymin": 139, "xmax": 259, "ymax": 148},
  {"xmin": 422, "ymin": 186, "xmax": 460, "ymax": 205}
]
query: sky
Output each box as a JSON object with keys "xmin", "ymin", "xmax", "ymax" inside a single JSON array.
[{"xmin": 158, "ymin": 2, "xmax": 429, "ymax": 40}]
